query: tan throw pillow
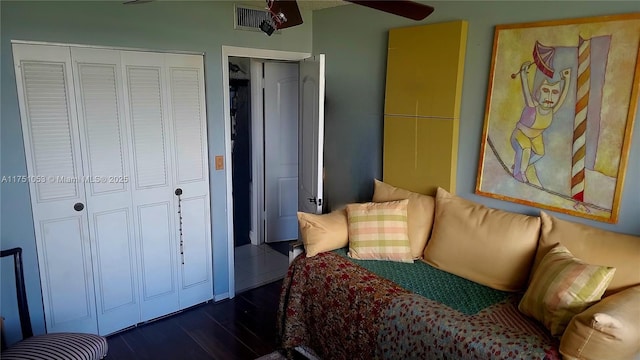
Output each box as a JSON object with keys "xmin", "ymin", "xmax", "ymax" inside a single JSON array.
[
  {"xmin": 423, "ymin": 188, "xmax": 540, "ymax": 292},
  {"xmin": 560, "ymin": 285, "xmax": 640, "ymax": 360},
  {"xmin": 372, "ymin": 179, "xmax": 435, "ymax": 259},
  {"xmin": 519, "ymin": 244, "xmax": 616, "ymax": 337},
  {"xmin": 298, "ymin": 209, "xmax": 348, "ymax": 257},
  {"xmin": 535, "ymin": 211, "xmax": 640, "ymax": 296},
  {"xmin": 346, "ymin": 200, "xmax": 412, "ymax": 263}
]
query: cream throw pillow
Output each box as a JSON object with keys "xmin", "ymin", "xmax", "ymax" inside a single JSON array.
[
  {"xmin": 346, "ymin": 200, "xmax": 412, "ymax": 263},
  {"xmin": 519, "ymin": 244, "xmax": 615, "ymax": 337},
  {"xmin": 372, "ymin": 179, "xmax": 435, "ymax": 259},
  {"xmin": 297, "ymin": 209, "xmax": 348, "ymax": 257},
  {"xmin": 535, "ymin": 211, "xmax": 640, "ymax": 296},
  {"xmin": 423, "ymin": 188, "xmax": 540, "ymax": 292},
  {"xmin": 560, "ymin": 285, "xmax": 640, "ymax": 360}
]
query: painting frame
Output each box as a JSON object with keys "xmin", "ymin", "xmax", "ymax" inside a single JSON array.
[{"xmin": 476, "ymin": 13, "xmax": 640, "ymax": 223}]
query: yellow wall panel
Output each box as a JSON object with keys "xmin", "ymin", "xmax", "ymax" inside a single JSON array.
[
  {"xmin": 383, "ymin": 20, "xmax": 467, "ymax": 195},
  {"xmin": 385, "ymin": 20, "xmax": 468, "ymax": 119},
  {"xmin": 383, "ymin": 116, "xmax": 458, "ymax": 195}
]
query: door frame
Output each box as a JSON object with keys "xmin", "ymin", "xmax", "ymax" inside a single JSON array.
[{"xmin": 221, "ymin": 46, "xmax": 310, "ymax": 298}]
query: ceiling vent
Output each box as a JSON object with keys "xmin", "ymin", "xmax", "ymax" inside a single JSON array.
[{"xmin": 234, "ymin": 5, "xmax": 279, "ymax": 34}]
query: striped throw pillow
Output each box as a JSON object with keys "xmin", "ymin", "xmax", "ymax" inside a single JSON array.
[
  {"xmin": 346, "ymin": 200, "xmax": 412, "ymax": 263},
  {"xmin": 519, "ymin": 243, "xmax": 616, "ymax": 336}
]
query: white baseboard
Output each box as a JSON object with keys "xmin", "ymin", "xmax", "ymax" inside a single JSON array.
[{"xmin": 213, "ymin": 292, "xmax": 230, "ymax": 301}]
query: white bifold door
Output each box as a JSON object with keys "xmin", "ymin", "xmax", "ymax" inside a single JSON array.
[{"xmin": 12, "ymin": 43, "xmax": 212, "ymax": 335}]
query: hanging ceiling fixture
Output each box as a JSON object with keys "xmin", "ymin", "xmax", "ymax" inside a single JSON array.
[{"xmin": 260, "ymin": 0, "xmax": 434, "ymax": 36}]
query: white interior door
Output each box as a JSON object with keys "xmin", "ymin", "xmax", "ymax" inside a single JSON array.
[
  {"xmin": 298, "ymin": 55, "xmax": 325, "ymax": 215},
  {"xmin": 71, "ymin": 47, "xmax": 140, "ymax": 335},
  {"xmin": 121, "ymin": 50, "xmax": 180, "ymax": 322},
  {"xmin": 264, "ymin": 62, "xmax": 299, "ymax": 243},
  {"xmin": 164, "ymin": 53, "xmax": 213, "ymax": 309},
  {"xmin": 12, "ymin": 44, "xmax": 98, "ymax": 334}
]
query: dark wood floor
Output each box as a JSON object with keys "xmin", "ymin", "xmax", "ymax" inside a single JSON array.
[{"xmin": 106, "ymin": 280, "xmax": 283, "ymax": 360}]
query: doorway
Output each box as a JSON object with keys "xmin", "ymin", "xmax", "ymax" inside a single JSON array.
[
  {"xmin": 222, "ymin": 46, "xmax": 324, "ymax": 298},
  {"xmin": 228, "ymin": 56, "xmax": 293, "ymax": 293}
]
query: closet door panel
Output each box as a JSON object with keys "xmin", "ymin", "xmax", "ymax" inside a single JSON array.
[
  {"xmin": 165, "ymin": 54, "xmax": 212, "ymax": 307},
  {"xmin": 71, "ymin": 47, "xmax": 139, "ymax": 335},
  {"xmin": 39, "ymin": 218, "xmax": 95, "ymax": 327},
  {"xmin": 76, "ymin": 63, "xmax": 127, "ymax": 194},
  {"xmin": 177, "ymin": 195, "xmax": 210, "ymax": 307},
  {"xmin": 91, "ymin": 209, "xmax": 137, "ymax": 330},
  {"xmin": 138, "ymin": 203, "xmax": 174, "ymax": 297},
  {"xmin": 169, "ymin": 67, "xmax": 206, "ymax": 183},
  {"xmin": 12, "ymin": 44, "xmax": 97, "ymax": 334},
  {"xmin": 180, "ymin": 197, "xmax": 208, "ymax": 286},
  {"xmin": 21, "ymin": 60, "xmax": 81, "ymax": 201},
  {"xmin": 92, "ymin": 210, "xmax": 135, "ymax": 308},
  {"xmin": 127, "ymin": 65, "xmax": 169, "ymax": 189},
  {"xmin": 122, "ymin": 50, "xmax": 179, "ymax": 321},
  {"xmin": 137, "ymin": 202, "xmax": 178, "ymax": 320}
]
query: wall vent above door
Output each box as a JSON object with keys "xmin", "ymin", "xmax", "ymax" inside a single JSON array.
[{"xmin": 234, "ymin": 5, "xmax": 279, "ymax": 34}]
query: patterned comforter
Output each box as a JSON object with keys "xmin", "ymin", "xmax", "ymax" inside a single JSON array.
[{"xmin": 277, "ymin": 250, "xmax": 560, "ymax": 359}]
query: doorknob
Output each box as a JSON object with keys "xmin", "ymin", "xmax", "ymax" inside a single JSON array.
[
  {"xmin": 175, "ymin": 188, "xmax": 183, "ymax": 196},
  {"xmin": 73, "ymin": 202, "xmax": 84, "ymax": 212}
]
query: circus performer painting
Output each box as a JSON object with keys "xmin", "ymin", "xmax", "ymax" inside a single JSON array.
[
  {"xmin": 510, "ymin": 49, "xmax": 571, "ymax": 187},
  {"xmin": 475, "ymin": 14, "xmax": 640, "ymax": 223}
]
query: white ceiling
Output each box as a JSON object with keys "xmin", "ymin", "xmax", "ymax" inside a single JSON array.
[
  {"xmin": 237, "ymin": 0, "xmax": 348, "ymax": 12},
  {"xmin": 297, "ymin": 0, "xmax": 348, "ymax": 11}
]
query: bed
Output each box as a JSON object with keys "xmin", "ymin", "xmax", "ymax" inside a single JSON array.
[{"xmin": 277, "ymin": 249, "xmax": 560, "ymax": 360}]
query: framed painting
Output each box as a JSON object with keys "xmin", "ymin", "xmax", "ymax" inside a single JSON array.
[{"xmin": 476, "ymin": 13, "xmax": 640, "ymax": 223}]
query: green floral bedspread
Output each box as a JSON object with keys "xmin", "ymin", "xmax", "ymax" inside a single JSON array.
[
  {"xmin": 333, "ymin": 247, "xmax": 510, "ymax": 315},
  {"xmin": 277, "ymin": 251, "xmax": 560, "ymax": 359}
]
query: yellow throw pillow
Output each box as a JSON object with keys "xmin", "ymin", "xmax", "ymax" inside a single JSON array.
[
  {"xmin": 423, "ymin": 188, "xmax": 540, "ymax": 292},
  {"xmin": 372, "ymin": 179, "xmax": 435, "ymax": 259},
  {"xmin": 519, "ymin": 244, "xmax": 616, "ymax": 337},
  {"xmin": 535, "ymin": 211, "xmax": 640, "ymax": 296},
  {"xmin": 346, "ymin": 200, "xmax": 412, "ymax": 263},
  {"xmin": 560, "ymin": 285, "xmax": 640, "ymax": 360},
  {"xmin": 297, "ymin": 209, "xmax": 348, "ymax": 257}
]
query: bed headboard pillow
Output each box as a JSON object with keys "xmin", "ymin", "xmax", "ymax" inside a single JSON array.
[
  {"xmin": 372, "ymin": 179, "xmax": 435, "ymax": 260},
  {"xmin": 535, "ymin": 211, "xmax": 640, "ymax": 296},
  {"xmin": 298, "ymin": 209, "xmax": 349, "ymax": 257},
  {"xmin": 423, "ymin": 188, "xmax": 540, "ymax": 292},
  {"xmin": 346, "ymin": 199, "xmax": 413, "ymax": 263}
]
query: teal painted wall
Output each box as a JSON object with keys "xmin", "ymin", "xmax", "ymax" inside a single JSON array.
[
  {"xmin": 314, "ymin": 1, "xmax": 640, "ymax": 233},
  {"xmin": 0, "ymin": 0, "xmax": 312, "ymax": 342}
]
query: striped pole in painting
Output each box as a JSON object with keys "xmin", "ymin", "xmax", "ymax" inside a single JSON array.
[{"xmin": 572, "ymin": 36, "xmax": 590, "ymax": 202}]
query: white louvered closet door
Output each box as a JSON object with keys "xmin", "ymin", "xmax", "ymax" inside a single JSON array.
[
  {"xmin": 165, "ymin": 54, "xmax": 212, "ymax": 308},
  {"xmin": 14, "ymin": 44, "xmax": 212, "ymax": 336},
  {"xmin": 12, "ymin": 44, "xmax": 98, "ymax": 334},
  {"xmin": 121, "ymin": 50, "xmax": 180, "ymax": 322},
  {"xmin": 71, "ymin": 47, "xmax": 140, "ymax": 335}
]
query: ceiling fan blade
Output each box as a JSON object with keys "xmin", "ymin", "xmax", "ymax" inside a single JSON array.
[
  {"xmin": 345, "ymin": 0, "xmax": 434, "ymax": 21},
  {"xmin": 267, "ymin": 0, "xmax": 303, "ymax": 30}
]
